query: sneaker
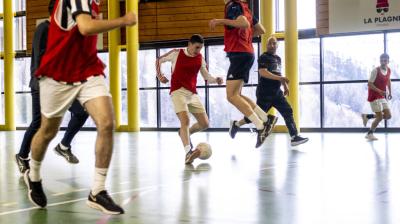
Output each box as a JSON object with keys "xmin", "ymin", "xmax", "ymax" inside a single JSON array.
[
  {"xmin": 178, "ymin": 129, "xmax": 193, "ymax": 149},
  {"xmin": 361, "ymin": 114, "xmax": 368, "ymax": 127},
  {"xmin": 229, "ymin": 120, "xmax": 240, "ymax": 139},
  {"xmin": 255, "ymin": 124, "xmax": 269, "ymax": 148},
  {"xmin": 87, "ymin": 190, "xmax": 124, "ymax": 215},
  {"xmin": 291, "ymin": 135, "xmax": 309, "ymax": 146},
  {"xmin": 366, "ymin": 133, "xmax": 378, "ymax": 141},
  {"xmin": 24, "ymin": 170, "xmax": 47, "ymax": 208},
  {"xmin": 265, "ymin": 115, "xmax": 278, "ymax": 136},
  {"xmin": 15, "ymin": 154, "xmax": 30, "ymax": 174},
  {"xmin": 54, "ymin": 144, "xmax": 79, "ymax": 164},
  {"xmin": 185, "ymin": 149, "xmax": 201, "ymax": 164}
]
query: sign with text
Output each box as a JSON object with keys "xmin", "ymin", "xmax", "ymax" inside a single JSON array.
[{"xmin": 329, "ymin": 0, "xmax": 400, "ymax": 34}]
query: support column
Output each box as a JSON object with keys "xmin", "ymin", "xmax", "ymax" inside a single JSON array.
[
  {"xmin": 126, "ymin": 0, "xmax": 140, "ymax": 132},
  {"xmin": 2, "ymin": 0, "xmax": 15, "ymax": 130},
  {"xmin": 285, "ymin": 0, "xmax": 299, "ymax": 129},
  {"xmin": 108, "ymin": 0, "xmax": 122, "ymax": 130},
  {"xmin": 260, "ymin": 0, "xmax": 275, "ymax": 52}
]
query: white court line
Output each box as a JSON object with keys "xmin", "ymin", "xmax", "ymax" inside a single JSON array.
[
  {"xmin": 0, "ymin": 180, "xmax": 190, "ymax": 217},
  {"xmin": 52, "ymin": 188, "xmax": 88, "ymax": 196},
  {"xmin": 1, "ymin": 202, "xmax": 17, "ymax": 207}
]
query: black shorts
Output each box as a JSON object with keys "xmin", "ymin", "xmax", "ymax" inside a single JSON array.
[{"xmin": 226, "ymin": 52, "xmax": 255, "ymax": 84}]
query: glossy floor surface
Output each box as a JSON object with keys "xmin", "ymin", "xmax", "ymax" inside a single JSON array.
[{"xmin": 0, "ymin": 131, "xmax": 399, "ymax": 224}]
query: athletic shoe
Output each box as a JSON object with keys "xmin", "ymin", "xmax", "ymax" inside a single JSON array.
[
  {"xmin": 178, "ymin": 129, "xmax": 193, "ymax": 149},
  {"xmin": 366, "ymin": 133, "xmax": 378, "ymax": 141},
  {"xmin": 185, "ymin": 149, "xmax": 200, "ymax": 164},
  {"xmin": 291, "ymin": 135, "xmax": 309, "ymax": 146},
  {"xmin": 229, "ymin": 120, "xmax": 240, "ymax": 139},
  {"xmin": 24, "ymin": 170, "xmax": 47, "ymax": 208},
  {"xmin": 265, "ymin": 115, "xmax": 278, "ymax": 136},
  {"xmin": 87, "ymin": 190, "xmax": 124, "ymax": 215},
  {"xmin": 255, "ymin": 123, "xmax": 269, "ymax": 148},
  {"xmin": 54, "ymin": 144, "xmax": 79, "ymax": 164},
  {"xmin": 361, "ymin": 114, "xmax": 368, "ymax": 127},
  {"xmin": 15, "ymin": 154, "xmax": 30, "ymax": 174}
]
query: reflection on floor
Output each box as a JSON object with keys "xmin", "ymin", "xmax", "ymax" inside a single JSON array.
[{"xmin": 0, "ymin": 131, "xmax": 399, "ymax": 224}]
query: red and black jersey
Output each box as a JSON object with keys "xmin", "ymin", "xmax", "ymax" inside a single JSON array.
[{"xmin": 35, "ymin": 0, "xmax": 105, "ymax": 83}]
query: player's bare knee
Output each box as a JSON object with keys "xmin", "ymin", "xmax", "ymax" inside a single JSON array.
[
  {"xmin": 96, "ymin": 119, "xmax": 114, "ymax": 134},
  {"xmin": 199, "ymin": 120, "xmax": 209, "ymax": 130},
  {"xmin": 384, "ymin": 114, "xmax": 391, "ymax": 120}
]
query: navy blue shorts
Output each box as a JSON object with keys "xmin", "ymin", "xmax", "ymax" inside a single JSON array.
[{"xmin": 226, "ymin": 52, "xmax": 255, "ymax": 84}]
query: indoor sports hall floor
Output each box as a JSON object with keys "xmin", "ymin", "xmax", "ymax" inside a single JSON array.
[{"xmin": 1, "ymin": 131, "xmax": 399, "ymax": 224}]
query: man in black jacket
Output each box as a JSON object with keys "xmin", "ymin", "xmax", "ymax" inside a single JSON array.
[{"xmin": 15, "ymin": 0, "xmax": 89, "ymax": 174}]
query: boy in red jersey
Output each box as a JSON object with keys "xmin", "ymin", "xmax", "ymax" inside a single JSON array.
[
  {"xmin": 362, "ymin": 53, "xmax": 392, "ymax": 141},
  {"xmin": 156, "ymin": 35, "xmax": 223, "ymax": 164},
  {"xmin": 24, "ymin": 0, "xmax": 137, "ymax": 215},
  {"xmin": 209, "ymin": 0, "xmax": 278, "ymax": 148}
]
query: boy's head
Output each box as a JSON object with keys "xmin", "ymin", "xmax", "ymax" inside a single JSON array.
[
  {"xmin": 267, "ymin": 36, "xmax": 278, "ymax": 54},
  {"xmin": 380, "ymin": 53, "xmax": 389, "ymax": 67},
  {"xmin": 187, "ymin": 34, "xmax": 204, "ymax": 56}
]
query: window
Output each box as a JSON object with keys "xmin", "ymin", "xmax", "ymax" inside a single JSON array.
[
  {"xmin": 299, "ymin": 38, "xmax": 320, "ymax": 82},
  {"xmin": 323, "ymin": 34, "xmax": 384, "ymax": 82},
  {"xmin": 276, "ymin": 0, "xmax": 316, "ymax": 31},
  {"xmin": 299, "ymin": 84, "xmax": 320, "ymax": 127}
]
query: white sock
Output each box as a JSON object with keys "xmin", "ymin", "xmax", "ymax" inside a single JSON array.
[
  {"xmin": 235, "ymin": 121, "xmax": 242, "ymax": 127},
  {"xmin": 253, "ymin": 106, "xmax": 268, "ymax": 122},
  {"xmin": 184, "ymin": 145, "xmax": 191, "ymax": 154},
  {"xmin": 91, "ymin": 168, "xmax": 108, "ymax": 195},
  {"xmin": 248, "ymin": 113, "xmax": 264, "ymax": 130},
  {"xmin": 29, "ymin": 159, "xmax": 42, "ymax": 182},
  {"xmin": 59, "ymin": 143, "xmax": 69, "ymax": 151}
]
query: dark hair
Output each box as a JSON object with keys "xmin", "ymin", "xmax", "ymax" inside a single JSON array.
[
  {"xmin": 380, "ymin": 53, "xmax": 389, "ymax": 60},
  {"xmin": 189, "ymin": 34, "xmax": 204, "ymax": 44},
  {"xmin": 48, "ymin": 0, "xmax": 56, "ymax": 15}
]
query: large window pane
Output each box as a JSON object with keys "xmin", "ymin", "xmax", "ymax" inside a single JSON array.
[
  {"xmin": 387, "ymin": 81, "xmax": 400, "ymax": 127},
  {"xmin": 14, "ymin": 17, "xmax": 26, "ymax": 50},
  {"xmin": 209, "ymin": 86, "xmax": 256, "ymax": 128},
  {"xmin": 14, "ymin": 57, "xmax": 30, "ymax": 91},
  {"xmin": 299, "ymin": 38, "xmax": 320, "ymax": 82},
  {"xmin": 15, "ymin": 93, "xmax": 30, "ymax": 126},
  {"xmin": 324, "ymin": 83, "xmax": 374, "ymax": 127},
  {"xmin": 276, "ymin": 0, "xmax": 316, "ymax": 31},
  {"xmin": 161, "ymin": 88, "xmax": 206, "ymax": 128},
  {"xmin": 139, "ymin": 50, "xmax": 157, "ymax": 88},
  {"xmin": 323, "ymin": 34, "xmax": 384, "ymax": 81},
  {"xmin": 386, "ymin": 32, "xmax": 400, "ymax": 79},
  {"xmin": 140, "ymin": 90, "xmax": 157, "ymax": 128},
  {"xmin": 300, "ymin": 84, "xmax": 320, "ymax": 128},
  {"xmin": 13, "ymin": 0, "xmax": 25, "ymax": 11}
]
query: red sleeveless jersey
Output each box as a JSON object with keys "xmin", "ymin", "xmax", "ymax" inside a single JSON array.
[
  {"xmin": 224, "ymin": 0, "xmax": 254, "ymax": 53},
  {"xmin": 368, "ymin": 67, "xmax": 391, "ymax": 102},
  {"xmin": 170, "ymin": 49, "xmax": 202, "ymax": 94},
  {"xmin": 35, "ymin": 0, "xmax": 105, "ymax": 83}
]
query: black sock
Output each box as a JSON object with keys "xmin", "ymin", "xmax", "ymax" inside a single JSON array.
[
  {"xmin": 367, "ymin": 130, "xmax": 373, "ymax": 134},
  {"xmin": 366, "ymin": 114, "xmax": 375, "ymax": 119}
]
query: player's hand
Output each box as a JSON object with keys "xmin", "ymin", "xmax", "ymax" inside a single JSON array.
[
  {"xmin": 123, "ymin": 12, "xmax": 137, "ymax": 26},
  {"xmin": 379, "ymin": 90, "xmax": 386, "ymax": 96},
  {"xmin": 284, "ymin": 89, "xmax": 290, "ymax": 97},
  {"xmin": 159, "ymin": 75, "xmax": 169, "ymax": 84},
  {"xmin": 216, "ymin": 77, "xmax": 224, "ymax": 85},
  {"xmin": 388, "ymin": 94, "xmax": 392, "ymax": 100},
  {"xmin": 209, "ymin": 19, "xmax": 219, "ymax": 31},
  {"xmin": 280, "ymin": 76, "xmax": 289, "ymax": 83}
]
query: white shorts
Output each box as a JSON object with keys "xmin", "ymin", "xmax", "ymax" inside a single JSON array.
[
  {"xmin": 39, "ymin": 76, "xmax": 111, "ymax": 118},
  {"xmin": 369, "ymin": 98, "xmax": 390, "ymax": 113},
  {"xmin": 170, "ymin": 87, "xmax": 206, "ymax": 114}
]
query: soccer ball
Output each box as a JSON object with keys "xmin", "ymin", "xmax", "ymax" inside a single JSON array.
[{"xmin": 196, "ymin": 142, "xmax": 212, "ymax": 160}]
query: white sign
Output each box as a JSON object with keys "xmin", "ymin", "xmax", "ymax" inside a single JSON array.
[{"xmin": 329, "ymin": 0, "xmax": 400, "ymax": 34}]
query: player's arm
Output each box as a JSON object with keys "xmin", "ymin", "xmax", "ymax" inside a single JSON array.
[
  {"xmin": 253, "ymin": 23, "xmax": 266, "ymax": 37},
  {"xmin": 283, "ymin": 81, "xmax": 290, "ymax": 97},
  {"xmin": 210, "ymin": 15, "xmax": 250, "ymax": 30},
  {"xmin": 200, "ymin": 58, "xmax": 223, "ymax": 85},
  {"xmin": 155, "ymin": 50, "xmax": 177, "ymax": 83},
  {"xmin": 259, "ymin": 69, "xmax": 289, "ymax": 83},
  {"xmin": 387, "ymin": 78, "xmax": 392, "ymax": 100},
  {"xmin": 75, "ymin": 12, "xmax": 137, "ymax": 36}
]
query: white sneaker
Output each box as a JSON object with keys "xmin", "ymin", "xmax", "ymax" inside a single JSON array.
[
  {"xmin": 366, "ymin": 133, "xmax": 378, "ymax": 141},
  {"xmin": 361, "ymin": 114, "xmax": 368, "ymax": 127}
]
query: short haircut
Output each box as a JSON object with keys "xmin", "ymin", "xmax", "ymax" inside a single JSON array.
[
  {"xmin": 189, "ymin": 34, "xmax": 204, "ymax": 44},
  {"xmin": 267, "ymin": 35, "xmax": 277, "ymax": 43},
  {"xmin": 380, "ymin": 53, "xmax": 389, "ymax": 60},
  {"xmin": 48, "ymin": 0, "xmax": 56, "ymax": 15}
]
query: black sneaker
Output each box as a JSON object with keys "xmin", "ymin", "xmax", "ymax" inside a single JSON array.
[
  {"xmin": 15, "ymin": 154, "xmax": 30, "ymax": 174},
  {"xmin": 87, "ymin": 190, "xmax": 124, "ymax": 215},
  {"xmin": 265, "ymin": 115, "xmax": 278, "ymax": 136},
  {"xmin": 229, "ymin": 120, "xmax": 240, "ymax": 139},
  {"xmin": 291, "ymin": 135, "xmax": 309, "ymax": 146},
  {"xmin": 178, "ymin": 129, "xmax": 193, "ymax": 149},
  {"xmin": 185, "ymin": 149, "xmax": 201, "ymax": 164},
  {"xmin": 54, "ymin": 144, "xmax": 79, "ymax": 164},
  {"xmin": 24, "ymin": 170, "xmax": 47, "ymax": 208},
  {"xmin": 255, "ymin": 124, "xmax": 269, "ymax": 148}
]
